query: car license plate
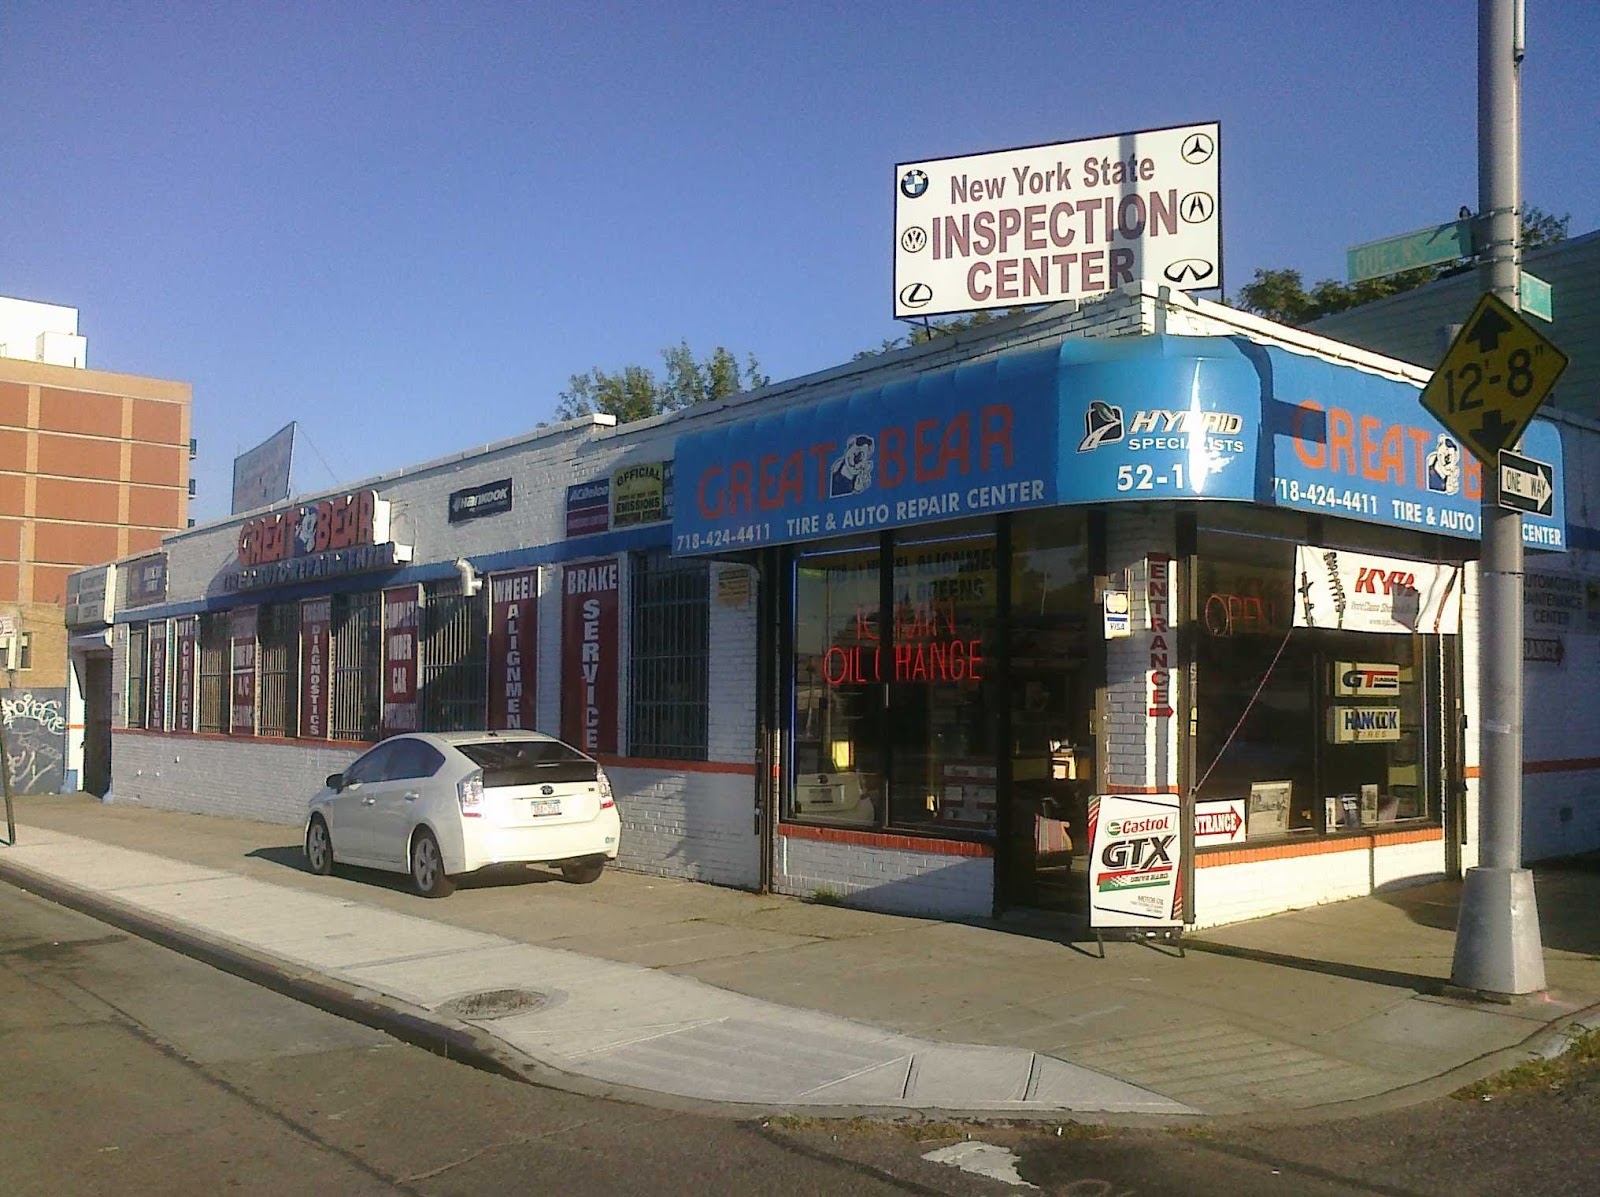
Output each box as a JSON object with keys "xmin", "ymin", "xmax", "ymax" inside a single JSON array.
[{"xmin": 528, "ymin": 798, "xmax": 561, "ymax": 817}]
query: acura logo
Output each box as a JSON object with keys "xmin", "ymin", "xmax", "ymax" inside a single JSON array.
[
  {"xmin": 1164, "ymin": 258, "xmax": 1215, "ymax": 285},
  {"xmin": 1180, "ymin": 191, "xmax": 1215, "ymax": 223}
]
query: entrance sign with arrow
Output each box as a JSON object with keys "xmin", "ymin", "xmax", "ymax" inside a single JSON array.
[
  {"xmin": 1420, "ymin": 292, "xmax": 1569, "ymax": 467},
  {"xmin": 1194, "ymin": 798, "xmax": 1246, "ymax": 847},
  {"xmin": 1497, "ymin": 449, "xmax": 1554, "ymax": 516}
]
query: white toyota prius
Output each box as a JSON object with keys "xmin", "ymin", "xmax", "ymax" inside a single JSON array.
[{"xmin": 303, "ymin": 730, "xmax": 621, "ymax": 897}]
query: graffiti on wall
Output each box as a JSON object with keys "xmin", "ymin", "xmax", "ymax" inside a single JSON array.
[{"xmin": 2, "ymin": 689, "xmax": 67, "ymax": 794}]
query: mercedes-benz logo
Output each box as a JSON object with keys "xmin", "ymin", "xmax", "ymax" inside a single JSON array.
[
  {"xmin": 900, "ymin": 168, "xmax": 929, "ymax": 199},
  {"xmin": 1180, "ymin": 132, "xmax": 1215, "ymax": 165},
  {"xmin": 1180, "ymin": 191, "xmax": 1215, "ymax": 223},
  {"xmin": 900, "ymin": 226, "xmax": 927, "ymax": 253},
  {"xmin": 898, "ymin": 281, "xmax": 933, "ymax": 308},
  {"xmin": 1164, "ymin": 258, "xmax": 1215, "ymax": 284}
]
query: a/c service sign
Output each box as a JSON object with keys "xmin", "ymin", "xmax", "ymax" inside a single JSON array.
[{"xmin": 894, "ymin": 122, "xmax": 1221, "ymax": 319}]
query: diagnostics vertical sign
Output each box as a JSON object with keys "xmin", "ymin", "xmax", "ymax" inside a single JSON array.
[
  {"xmin": 561, "ymin": 560, "xmax": 618, "ymax": 753},
  {"xmin": 382, "ymin": 585, "xmax": 421, "ymax": 736},
  {"xmin": 488, "ymin": 568, "xmax": 539, "ymax": 730},
  {"xmin": 300, "ymin": 598, "xmax": 331, "ymax": 739}
]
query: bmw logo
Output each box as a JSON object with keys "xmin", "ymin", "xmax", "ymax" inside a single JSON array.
[{"xmin": 900, "ymin": 169, "xmax": 929, "ymax": 199}]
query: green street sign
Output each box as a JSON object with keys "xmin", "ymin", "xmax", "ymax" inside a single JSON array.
[
  {"xmin": 1347, "ymin": 219, "xmax": 1474, "ymax": 283},
  {"xmin": 1519, "ymin": 271, "xmax": 1553, "ymax": 322}
]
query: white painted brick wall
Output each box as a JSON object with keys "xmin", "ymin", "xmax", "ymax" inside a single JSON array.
[
  {"xmin": 1103, "ymin": 507, "xmax": 1177, "ymax": 791},
  {"xmin": 775, "ymin": 835, "xmax": 993, "ymax": 919},
  {"xmin": 1194, "ymin": 838, "xmax": 1447, "ymax": 928},
  {"xmin": 609, "ymin": 765, "xmax": 759, "ymax": 887},
  {"xmin": 111, "ymin": 731, "xmax": 363, "ymax": 825}
]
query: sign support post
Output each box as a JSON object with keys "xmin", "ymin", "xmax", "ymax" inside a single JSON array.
[{"xmin": 1450, "ymin": 0, "xmax": 1546, "ymax": 997}]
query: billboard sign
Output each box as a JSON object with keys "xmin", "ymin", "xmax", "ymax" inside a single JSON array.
[
  {"xmin": 893, "ymin": 122, "xmax": 1221, "ymax": 319},
  {"xmin": 231, "ymin": 422, "xmax": 296, "ymax": 515}
]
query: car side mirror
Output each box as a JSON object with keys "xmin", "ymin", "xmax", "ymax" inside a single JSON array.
[{"xmin": 325, "ymin": 772, "xmax": 344, "ymax": 792}]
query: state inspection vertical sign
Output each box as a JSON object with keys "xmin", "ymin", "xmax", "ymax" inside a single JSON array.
[{"xmin": 893, "ymin": 122, "xmax": 1221, "ymax": 320}]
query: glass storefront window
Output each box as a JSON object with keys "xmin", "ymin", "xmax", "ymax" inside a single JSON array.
[
  {"xmin": 886, "ymin": 529, "xmax": 999, "ymax": 833},
  {"xmin": 1196, "ymin": 530, "xmax": 1447, "ymax": 842},
  {"xmin": 792, "ymin": 544, "xmax": 882, "ymax": 827}
]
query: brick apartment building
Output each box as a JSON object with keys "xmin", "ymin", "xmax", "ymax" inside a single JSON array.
[{"xmin": 0, "ymin": 295, "xmax": 191, "ymax": 793}]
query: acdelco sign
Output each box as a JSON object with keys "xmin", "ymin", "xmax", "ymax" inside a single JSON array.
[{"xmin": 238, "ymin": 490, "xmax": 385, "ymax": 566}]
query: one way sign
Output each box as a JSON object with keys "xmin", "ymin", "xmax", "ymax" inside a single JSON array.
[{"xmin": 1498, "ymin": 449, "xmax": 1555, "ymax": 516}]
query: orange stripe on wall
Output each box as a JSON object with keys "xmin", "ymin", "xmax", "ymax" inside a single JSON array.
[
  {"xmin": 779, "ymin": 821, "xmax": 993, "ymax": 857},
  {"xmin": 1524, "ymin": 757, "xmax": 1600, "ymax": 775},
  {"xmin": 1197, "ymin": 826, "xmax": 1443, "ymax": 868}
]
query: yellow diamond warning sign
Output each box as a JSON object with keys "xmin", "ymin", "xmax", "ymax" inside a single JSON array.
[{"xmin": 1420, "ymin": 292, "xmax": 1569, "ymax": 467}]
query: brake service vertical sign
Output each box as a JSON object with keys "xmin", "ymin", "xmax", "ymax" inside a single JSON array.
[
  {"xmin": 382, "ymin": 585, "xmax": 421, "ymax": 735},
  {"xmin": 489, "ymin": 568, "xmax": 538, "ymax": 730},
  {"xmin": 300, "ymin": 598, "xmax": 331, "ymax": 739},
  {"xmin": 561, "ymin": 560, "xmax": 618, "ymax": 753}
]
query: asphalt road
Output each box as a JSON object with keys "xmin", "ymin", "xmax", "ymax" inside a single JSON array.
[{"xmin": 6, "ymin": 878, "xmax": 1599, "ymax": 1196}]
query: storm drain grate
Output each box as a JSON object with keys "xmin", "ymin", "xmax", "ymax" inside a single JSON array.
[{"xmin": 436, "ymin": 988, "xmax": 550, "ymax": 1020}]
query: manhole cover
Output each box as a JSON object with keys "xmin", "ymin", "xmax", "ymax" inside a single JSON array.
[{"xmin": 436, "ymin": 988, "xmax": 549, "ymax": 1020}]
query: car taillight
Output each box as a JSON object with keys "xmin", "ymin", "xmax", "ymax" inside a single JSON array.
[
  {"xmin": 457, "ymin": 769, "xmax": 484, "ymax": 818},
  {"xmin": 597, "ymin": 768, "xmax": 615, "ymax": 810}
]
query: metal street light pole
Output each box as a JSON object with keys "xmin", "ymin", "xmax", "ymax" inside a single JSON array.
[{"xmin": 1450, "ymin": 0, "xmax": 1545, "ymax": 996}]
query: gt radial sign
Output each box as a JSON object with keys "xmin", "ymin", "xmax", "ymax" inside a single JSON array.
[{"xmin": 894, "ymin": 122, "xmax": 1221, "ymax": 319}]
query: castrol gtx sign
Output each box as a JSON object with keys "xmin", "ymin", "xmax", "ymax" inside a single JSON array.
[
  {"xmin": 894, "ymin": 122, "xmax": 1221, "ymax": 319},
  {"xmin": 1087, "ymin": 793, "xmax": 1183, "ymax": 928}
]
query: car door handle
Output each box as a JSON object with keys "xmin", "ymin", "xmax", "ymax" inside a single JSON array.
[
  {"xmin": 363, "ymin": 796, "xmax": 377, "ymax": 806},
  {"xmin": 404, "ymin": 791, "xmax": 420, "ymax": 802}
]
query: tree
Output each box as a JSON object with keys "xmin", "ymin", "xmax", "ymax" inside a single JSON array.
[
  {"xmin": 555, "ymin": 341, "xmax": 770, "ymax": 423},
  {"xmin": 854, "ymin": 307, "xmax": 1032, "ymax": 360},
  {"xmin": 1235, "ymin": 207, "xmax": 1570, "ymax": 326}
]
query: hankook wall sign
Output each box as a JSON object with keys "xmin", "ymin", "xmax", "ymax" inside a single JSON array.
[
  {"xmin": 448, "ymin": 478, "xmax": 513, "ymax": 524},
  {"xmin": 894, "ymin": 122, "xmax": 1221, "ymax": 319}
]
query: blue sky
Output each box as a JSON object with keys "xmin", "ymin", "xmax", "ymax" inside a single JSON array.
[{"xmin": 4, "ymin": 1, "xmax": 1598, "ymax": 524}]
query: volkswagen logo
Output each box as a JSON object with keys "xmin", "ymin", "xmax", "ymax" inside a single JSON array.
[
  {"xmin": 898, "ymin": 281, "xmax": 933, "ymax": 308},
  {"xmin": 1180, "ymin": 191, "xmax": 1215, "ymax": 223},
  {"xmin": 1180, "ymin": 132, "xmax": 1215, "ymax": 165},
  {"xmin": 899, "ymin": 168, "xmax": 929, "ymax": 199},
  {"xmin": 1163, "ymin": 258, "xmax": 1215, "ymax": 285},
  {"xmin": 540, "ymin": 784, "xmax": 555, "ymax": 796},
  {"xmin": 900, "ymin": 226, "xmax": 927, "ymax": 253}
]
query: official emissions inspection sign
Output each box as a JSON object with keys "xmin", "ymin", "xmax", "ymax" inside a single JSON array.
[{"xmin": 1420, "ymin": 291, "xmax": 1569, "ymax": 467}]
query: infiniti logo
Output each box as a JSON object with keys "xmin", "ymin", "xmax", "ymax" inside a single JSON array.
[{"xmin": 1164, "ymin": 258, "xmax": 1215, "ymax": 285}]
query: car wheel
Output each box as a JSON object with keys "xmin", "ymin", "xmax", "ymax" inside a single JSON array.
[
  {"xmin": 305, "ymin": 816, "xmax": 334, "ymax": 876},
  {"xmin": 410, "ymin": 829, "xmax": 455, "ymax": 898},
  {"xmin": 560, "ymin": 859, "xmax": 606, "ymax": 885}
]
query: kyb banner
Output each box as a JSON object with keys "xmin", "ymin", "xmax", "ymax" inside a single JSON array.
[
  {"xmin": 561, "ymin": 560, "xmax": 618, "ymax": 754},
  {"xmin": 1293, "ymin": 546, "xmax": 1461, "ymax": 635},
  {"xmin": 1087, "ymin": 792, "xmax": 1183, "ymax": 928}
]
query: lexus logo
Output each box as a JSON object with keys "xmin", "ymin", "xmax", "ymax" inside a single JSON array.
[
  {"xmin": 1164, "ymin": 258, "xmax": 1215, "ymax": 285},
  {"xmin": 1180, "ymin": 191, "xmax": 1215, "ymax": 223},
  {"xmin": 900, "ymin": 168, "xmax": 929, "ymax": 199},
  {"xmin": 1180, "ymin": 132, "xmax": 1215, "ymax": 165},
  {"xmin": 898, "ymin": 281, "xmax": 933, "ymax": 308},
  {"xmin": 900, "ymin": 226, "xmax": 927, "ymax": 253}
]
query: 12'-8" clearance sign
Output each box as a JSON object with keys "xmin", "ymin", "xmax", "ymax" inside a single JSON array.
[{"xmin": 894, "ymin": 122, "xmax": 1220, "ymax": 319}]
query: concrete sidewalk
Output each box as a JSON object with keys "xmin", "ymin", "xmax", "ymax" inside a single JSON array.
[{"xmin": 5, "ymin": 795, "xmax": 1599, "ymax": 1121}]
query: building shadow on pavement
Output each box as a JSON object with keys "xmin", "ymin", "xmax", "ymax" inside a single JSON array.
[{"xmin": 243, "ymin": 846, "xmax": 565, "ymax": 896}]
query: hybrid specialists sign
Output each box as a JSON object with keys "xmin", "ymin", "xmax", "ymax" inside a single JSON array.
[{"xmin": 894, "ymin": 122, "xmax": 1221, "ymax": 318}]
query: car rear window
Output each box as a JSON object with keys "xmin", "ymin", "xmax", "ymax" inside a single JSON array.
[{"xmin": 455, "ymin": 739, "xmax": 600, "ymax": 787}]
